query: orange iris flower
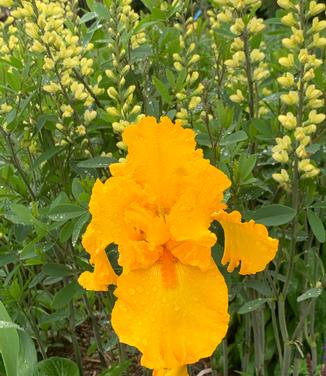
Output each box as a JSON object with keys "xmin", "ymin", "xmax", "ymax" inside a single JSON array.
[{"xmin": 78, "ymin": 116, "xmax": 278, "ymax": 375}]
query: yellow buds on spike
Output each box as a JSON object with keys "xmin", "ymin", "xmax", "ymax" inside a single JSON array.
[
  {"xmin": 308, "ymin": 1, "xmax": 325, "ymax": 17},
  {"xmin": 230, "ymin": 89, "xmax": 245, "ymax": 103},
  {"xmin": 280, "ymin": 91, "xmax": 299, "ymax": 105},
  {"xmin": 84, "ymin": 109, "xmax": 97, "ymax": 124},
  {"xmin": 188, "ymin": 96, "xmax": 201, "ymax": 110},
  {"xmin": 277, "ymin": 72, "xmax": 294, "ymax": 87},
  {"xmin": 281, "ymin": 13, "xmax": 296, "ymax": 27},
  {"xmin": 272, "ymin": 169, "xmax": 290, "ymax": 184},
  {"xmin": 308, "ymin": 110, "xmax": 325, "ymax": 124},
  {"xmin": 279, "ymin": 54, "xmax": 294, "ymax": 68},
  {"xmin": 278, "ymin": 112, "xmax": 297, "ymax": 130},
  {"xmin": 277, "ymin": 0, "xmax": 294, "ymax": 10}
]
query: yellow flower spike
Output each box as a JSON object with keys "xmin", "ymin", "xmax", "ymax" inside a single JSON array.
[
  {"xmin": 79, "ymin": 117, "xmax": 278, "ymax": 372},
  {"xmin": 213, "ymin": 211, "xmax": 278, "ymax": 274}
]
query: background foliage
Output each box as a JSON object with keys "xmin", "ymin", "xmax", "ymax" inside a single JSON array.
[{"xmin": 0, "ymin": 0, "xmax": 325, "ymax": 375}]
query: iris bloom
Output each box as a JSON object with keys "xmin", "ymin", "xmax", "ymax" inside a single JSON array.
[{"xmin": 78, "ymin": 117, "xmax": 278, "ymax": 375}]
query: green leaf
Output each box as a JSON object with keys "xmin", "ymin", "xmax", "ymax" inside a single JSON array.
[
  {"xmin": 0, "ymin": 300, "xmax": 19, "ymax": 376},
  {"xmin": 33, "ymin": 147, "xmax": 65, "ymax": 169},
  {"xmin": 6, "ymin": 204, "xmax": 33, "ymax": 225},
  {"xmin": 152, "ymin": 76, "xmax": 171, "ymax": 103},
  {"xmin": 297, "ymin": 287, "xmax": 323, "ymax": 302},
  {"xmin": 79, "ymin": 11, "xmax": 97, "ymax": 24},
  {"xmin": 43, "ymin": 264, "xmax": 72, "ymax": 278},
  {"xmin": 17, "ymin": 331, "xmax": 38, "ymax": 376},
  {"xmin": 48, "ymin": 204, "xmax": 86, "ymax": 221},
  {"xmin": 37, "ymin": 357, "xmax": 79, "ymax": 376},
  {"xmin": 72, "ymin": 213, "xmax": 90, "ymax": 246},
  {"xmin": 251, "ymin": 204, "xmax": 296, "ymax": 226},
  {"xmin": 238, "ymin": 298, "xmax": 269, "ymax": 314},
  {"xmin": 52, "ymin": 281, "xmax": 83, "ymax": 309},
  {"xmin": 238, "ymin": 154, "xmax": 256, "ymax": 183},
  {"xmin": 77, "ymin": 156, "xmax": 115, "ymax": 169},
  {"xmin": 307, "ymin": 209, "xmax": 325, "ymax": 243},
  {"xmin": 220, "ymin": 131, "xmax": 248, "ymax": 146}
]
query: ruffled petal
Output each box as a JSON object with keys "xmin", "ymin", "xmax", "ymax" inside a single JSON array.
[
  {"xmin": 214, "ymin": 210, "xmax": 279, "ymax": 274},
  {"xmin": 153, "ymin": 366, "xmax": 188, "ymax": 376},
  {"xmin": 82, "ymin": 177, "xmax": 163, "ymax": 272},
  {"xmin": 78, "ymin": 249, "xmax": 117, "ymax": 291},
  {"xmin": 112, "ymin": 258, "xmax": 229, "ymax": 370},
  {"xmin": 82, "ymin": 177, "xmax": 144, "ymax": 253},
  {"xmin": 167, "ymin": 163, "xmax": 230, "ymax": 269},
  {"xmin": 111, "ymin": 116, "xmax": 204, "ymax": 211}
]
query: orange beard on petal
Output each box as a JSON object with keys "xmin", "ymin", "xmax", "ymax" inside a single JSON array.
[{"xmin": 159, "ymin": 248, "xmax": 178, "ymax": 289}]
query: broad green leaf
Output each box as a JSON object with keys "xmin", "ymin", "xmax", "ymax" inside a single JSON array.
[
  {"xmin": 5, "ymin": 204, "xmax": 33, "ymax": 225},
  {"xmin": 152, "ymin": 76, "xmax": 171, "ymax": 103},
  {"xmin": 307, "ymin": 209, "xmax": 325, "ymax": 243},
  {"xmin": 37, "ymin": 357, "xmax": 79, "ymax": 376},
  {"xmin": 251, "ymin": 204, "xmax": 296, "ymax": 226},
  {"xmin": 77, "ymin": 156, "xmax": 115, "ymax": 169},
  {"xmin": 297, "ymin": 288, "xmax": 322, "ymax": 302},
  {"xmin": 238, "ymin": 298, "xmax": 269, "ymax": 314},
  {"xmin": 48, "ymin": 204, "xmax": 86, "ymax": 221},
  {"xmin": 238, "ymin": 154, "xmax": 256, "ymax": 182},
  {"xmin": 52, "ymin": 281, "xmax": 83, "ymax": 309},
  {"xmin": 0, "ymin": 300, "xmax": 19, "ymax": 376},
  {"xmin": 43, "ymin": 264, "xmax": 72, "ymax": 278},
  {"xmin": 220, "ymin": 131, "xmax": 248, "ymax": 146},
  {"xmin": 17, "ymin": 331, "xmax": 38, "ymax": 376},
  {"xmin": 59, "ymin": 220, "xmax": 76, "ymax": 242}
]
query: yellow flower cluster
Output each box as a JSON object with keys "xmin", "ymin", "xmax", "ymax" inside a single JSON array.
[
  {"xmin": 173, "ymin": 13, "xmax": 204, "ymax": 126},
  {"xmin": 6, "ymin": 0, "xmax": 102, "ymax": 147},
  {"xmin": 211, "ymin": 0, "xmax": 269, "ymax": 117},
  {"xmin": 105, "ymin": 0, "xmax": 144, "ymax": 150},
  {"xmin": 272, "ymin": 0, "xmax": 325, "ymax": 185}
]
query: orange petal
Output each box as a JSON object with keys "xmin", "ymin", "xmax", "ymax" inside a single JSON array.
[
  {"xmin": 214, "ymin": 210, "xmax": 279, "ymax": 274},
  {"xmin": 82, "ymin": 177, "xmax": 144, "ymax": 253},
  {"xmin": 112, "ymin": 259, "xmax": 229, "ymax": 369},
  {"xmin": 112, "ymin": 116, "xmax": 205, "ymax": 211},
  {"xmin": 78, "ymin": 249, "xmax": 117, "ymax": 291},
  {"xmin": 82, "ymin": 176, "xmax": 162, "ymax": 271},
  {"xmin": 153, "ymin": 366, "xmax": 189, "ymax": 376},
  {"xmin": 167, "ymin": 163, "xmax": 230, "ymax": 269}
]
